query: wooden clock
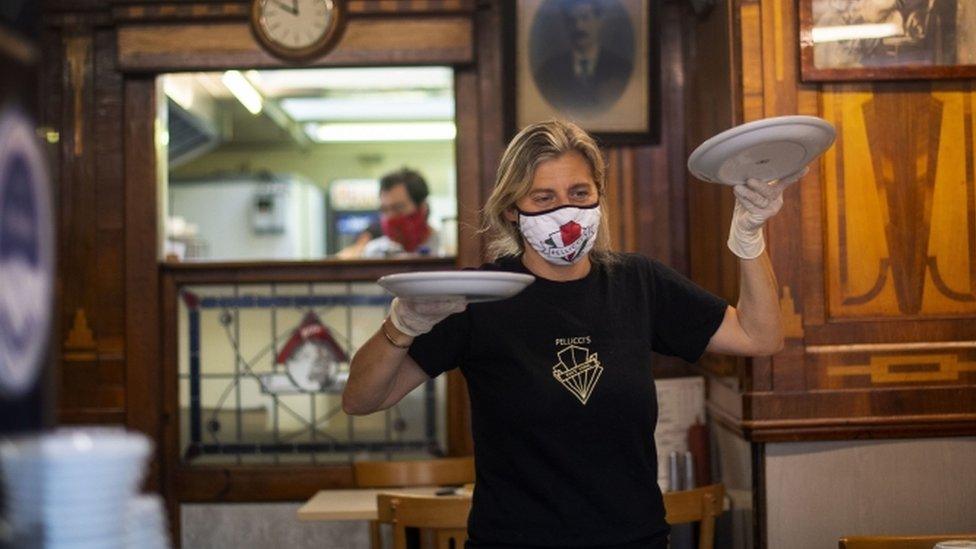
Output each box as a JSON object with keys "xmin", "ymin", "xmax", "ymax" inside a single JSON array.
[{"xmin": 250, "ymin": 0, "xmax": 346, "ymax": 63}]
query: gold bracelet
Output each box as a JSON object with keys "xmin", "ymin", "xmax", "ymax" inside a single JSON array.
[{"xmin": 381, "ymin": 318, "xmax": 411, "ymax": 349}]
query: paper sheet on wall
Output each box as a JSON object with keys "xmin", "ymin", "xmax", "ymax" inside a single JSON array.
[{"xmin": 654, "ymin": 376, "xmax": 705, "ymax": 492}]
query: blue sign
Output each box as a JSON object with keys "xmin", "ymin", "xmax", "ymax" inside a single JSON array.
[{"xmin": 0, "ymin": 107, "xmax": 53, "ymax": 397}]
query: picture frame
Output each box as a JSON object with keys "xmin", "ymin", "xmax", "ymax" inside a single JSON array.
[
  {"xmin": 799, "ymin": 0, "xmax": 976, "ymax": 82},
  {"xmin": 510, "ymin": 0, "xmax": 661, "ymax": 144}
]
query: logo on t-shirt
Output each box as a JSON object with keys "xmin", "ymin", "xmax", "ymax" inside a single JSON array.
[{"xmin": 552, "ymin": 339, "xmax": 603, "ymax": 405}]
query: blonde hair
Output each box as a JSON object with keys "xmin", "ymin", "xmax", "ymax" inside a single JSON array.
[{"xmin": 481, "ymin": 119, "xmax": 615, "ymax": 262}]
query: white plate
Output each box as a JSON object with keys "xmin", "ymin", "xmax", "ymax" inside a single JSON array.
[
  {"xmin": 377, "ymin": 271, "xmax": 535, "ymax": 303},
  {"xmin": 688, "ymin": 115, "xmax": 835, "ymax": 186}
]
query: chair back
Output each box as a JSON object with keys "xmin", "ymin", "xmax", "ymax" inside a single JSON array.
[
  {"xmin": 663, "ymin": 484, "xmax": 725, "ymax": 549},
  {"xmin": 354, "ymin": 457, "xmax": 475, "ymax": 488},
  {"xmin": 377, "ymin": 493, "xmax": 472, "ymax": 549},
  {"xmin": 840, "ymin": 534, "xmax": 976, "ymax": 549}
]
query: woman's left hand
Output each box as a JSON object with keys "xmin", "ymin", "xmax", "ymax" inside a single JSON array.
[{"xmin": 727, "ymin": 167, "xmax": 808, "ymax": 259}]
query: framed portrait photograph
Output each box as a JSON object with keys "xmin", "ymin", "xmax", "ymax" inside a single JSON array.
[
  {"xmin": 800, "ymin": 0, "xmax": 976, "ymax": 81},
  {"xmin": 513, "ymin": 0, "xmax": 660, "ymax": 144}
]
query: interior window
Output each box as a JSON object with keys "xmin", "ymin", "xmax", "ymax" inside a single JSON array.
[{"xmin": 159, "ymin": 67, "xmax": 457, "ymax": 262}]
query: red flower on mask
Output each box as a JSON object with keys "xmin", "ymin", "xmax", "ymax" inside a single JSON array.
[{"xmin": 559, "ymin": 221, "xmax": 582, "ymax": 246}]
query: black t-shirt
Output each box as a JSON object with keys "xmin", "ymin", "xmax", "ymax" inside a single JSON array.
[{"xmin": 408, "ymin": 253, "xmax": 728, "ymax": 548}]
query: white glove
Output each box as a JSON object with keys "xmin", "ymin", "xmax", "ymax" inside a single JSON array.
[
  {"xmin": 388, "ymin": 297, "xmax": 467, "ymax": 337},
  {"xmin": 727, "ymin": 168, "xmax": 807, "ymax": 259}
]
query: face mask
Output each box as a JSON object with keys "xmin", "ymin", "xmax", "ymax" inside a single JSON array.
[
  {"xmin": 517, "ymin": 204, "xmax": 601, "ymax": 265},
  {"xmin": 381, "ymin": 207, "xmax": 430, "ymax": 252}
]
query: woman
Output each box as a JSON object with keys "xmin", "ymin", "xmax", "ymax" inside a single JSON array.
[{"xmin": 343, "ymin": 120, "xmax": 795, "ymax": 548}]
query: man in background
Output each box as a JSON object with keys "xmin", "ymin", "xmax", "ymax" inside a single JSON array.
[{"xmin": 362, "ymin": 168, "xmax": 440, "ymax": 258}]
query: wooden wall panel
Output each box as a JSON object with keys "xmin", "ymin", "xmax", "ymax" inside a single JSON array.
[
  {"xmin": 116, "ymin": 17, "xmax": 473, "ymax": 71},
  {"xmin": 686, "ymin": 0, "xmax": 739, "ymax": 301},
  {"xmin": 693, "ymin": 0, "xmax": 976, "ymax": 441},
  {"xmin": 57, "ymin": 25, "xmax": 129, "ymax": 424},
  {"xmin": 822, "ymin": 83, "xmax": 976, "ymax": 319},
  {"xmin": 124, "ymin": 75, "xmax": 162, "ymax": 490}
]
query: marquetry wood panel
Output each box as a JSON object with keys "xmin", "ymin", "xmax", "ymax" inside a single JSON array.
[
  {"xmin": 821, "ymin": 83, "xmax": 976, "ymax": 318},
  {"xmin": 816, "ymin": 349, "xmax": 976, "ymax": 389},
  {"xmin": 689, "ymin": 0, "xmax": 976, "ymax": 443}
]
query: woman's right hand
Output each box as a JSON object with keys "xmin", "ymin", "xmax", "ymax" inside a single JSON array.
[{"xmin": 389, "ymin": 296, "xmax": 467, "ymax": 337}]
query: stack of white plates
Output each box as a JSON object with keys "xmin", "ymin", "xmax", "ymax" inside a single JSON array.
[
  {"xmin": 0, "ymin": 427, "xmax": 150, "ymax": 549},
  {"xmin": 125, "ymin": 495, "xmax": 171, "ymax": 549}
]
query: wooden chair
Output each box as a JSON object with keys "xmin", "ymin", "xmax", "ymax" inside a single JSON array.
[
  {"xmin": 663, "ymin": 484, "xmax": 725, "ymax": 549},
  {"xmin": 355, "ymin": 457, "xmax": 475, "ymax": 549},
  {"xmin": 839, "ymin": 534, "xmax": 976, "ymax": 549},
  {"xmin": 377, "ymin": 493, "xmax": 472, "ymax": 549},
  {"xmin": 354, "ymin": 457, "xmax": 475, "ymax": 489}
]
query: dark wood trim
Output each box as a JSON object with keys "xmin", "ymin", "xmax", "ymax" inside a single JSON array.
[
  {"xmin": 475, "ymin": 0, "xmax": 507, "ymax": 211},
  {"xmin": 449, "ymin": 53, "xmax": 481, "ymax": 457},
  {"xmin": 797, "ymin": 0, "xmax": 976, "ymax": 82},
  {"xmin": 752, "ymin": 442, "xmax": 766, "ymax": 549},
  {"xmin": 804, "ymin": 320, "xmax": 976, "ymax": 345},
  {"xmin": 124, "ymin": 76, "xmax": 163, "ymax": 492},
  {"xmin": 116, "ymin": 16, "xmax": 474, "ymax": 72},
  {"xmin": 175, "ymin": 464, "xmax": 354, "ymax": 502},
  {"xmin": 160, "ymin": 271, "xmax": 181, "ymax": 544},
  {"xmin": 745, "ymin": 384, "xmax": 976, "ymax": 421},
  {"xmin": 40, "ymin": 23, "xmax": 65, "ymax": 433},
  {"xmin": 707, "ymin": 381, "xmax": 976, "ymax": 442},
  {"xmin": 743, "ymin": 419, "xmax": 976, "ymax": 442},
  {"xmin": 105, "ymin": 0, "xmax": 477, "ymax": 23},
  {"xmin": 161, "ymin": 257, "xmax": 456, "ymax": 285},
  {"xmin": 709, "ymin": 398, "xmax": 976, "ymax": 442},
  {"xmin": 453, "ymin": 66, "xmax": 482, "ymax": 270},
  {"xmin": 345, "ymin": 0, "xmax": 477, "ymax": 18},
  {"xmin": 57, "ymin": 408, "xmax": 127, "ymax": 423}
]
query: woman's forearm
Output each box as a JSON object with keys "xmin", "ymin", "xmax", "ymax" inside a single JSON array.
[
  {"xmin": 735, "ymin": 252, "xmax": 785, "ymax": 354},
  {"xmin": 342, "ymin": 319, "xmax": 414, "ymax": 415}
]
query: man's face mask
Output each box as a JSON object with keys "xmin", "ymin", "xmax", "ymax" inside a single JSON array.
[
  {"xmin": 517, "ymin": 204, "xmax": 601, "ymax": 265},
  {"xmin": 381, "ymin": 206, "xmax": 430, "ymax": 252}
]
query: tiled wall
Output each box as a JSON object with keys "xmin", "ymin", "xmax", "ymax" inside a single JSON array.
[{"xmin": 182, "ymin": 503, "xmax": 370, "ymax": 549}]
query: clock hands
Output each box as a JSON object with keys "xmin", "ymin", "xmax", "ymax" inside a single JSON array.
[{"xmin": 270, "ymin": 0, "xmax": 297, "ymax": 15}]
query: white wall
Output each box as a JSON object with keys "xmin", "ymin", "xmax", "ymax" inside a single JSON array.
[
  {"xmin": 171, "ymin": 141, "xmax": 458, "ymax": 239},
  {"xmin": 170, "ymin": 176, "xmax": 325, "ymax": 261},
  {"xmin": 765, "ymin": 437, "xmax": 976, "ymax": 549}
]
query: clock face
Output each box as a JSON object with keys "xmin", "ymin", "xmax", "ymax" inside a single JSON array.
[{"xmin": 256, "ymin": 0, "xmax": 337, "ymax": 53}]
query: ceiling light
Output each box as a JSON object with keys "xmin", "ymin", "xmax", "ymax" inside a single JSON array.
[
  {"xmin": 280, "ymin": 95, "xmax": 454, "ymax": 121},
  {"xmin": 221, "ymin": 70, "xmax": 263, "ymax": 115},
  {"xmin": 306, "ymin": 122, "xmax": 456, "ymax": 142},
  {"xmin": 254, "ymin": 67, "xmax": 453, "ymax": 93},
  {"xmin": 163, "ymin": 76, "xmax": 195, "ymax": 110}
]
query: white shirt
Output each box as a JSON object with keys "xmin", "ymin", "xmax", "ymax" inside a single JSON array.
[{"xmin": 361, "ymin": 229, "xmax": 440, "ymax": 258}]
